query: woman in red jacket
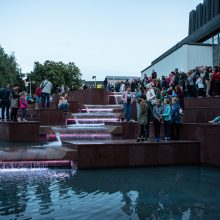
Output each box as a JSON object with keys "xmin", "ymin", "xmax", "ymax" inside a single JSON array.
[{"xmin": 213, "ymin": 66, "xmax": 220, "ymax": 96}]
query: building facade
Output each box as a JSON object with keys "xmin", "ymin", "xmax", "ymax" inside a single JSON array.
[{"xmin": 141, "ymin": 0, "xmax": 220, "ymax": 78}]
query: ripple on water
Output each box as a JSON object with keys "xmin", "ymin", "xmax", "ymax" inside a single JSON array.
[{"xmin": 0, "ymin": 166, "xmax": 220, "ymax": 219}]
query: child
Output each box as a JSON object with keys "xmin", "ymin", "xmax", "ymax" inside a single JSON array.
[
  {"xmin": 152, "ymin": 99, "xmax": 163, "ymax": 142},
  {"xmin": 162, "ymin": 98, "xmax": 172, "ymax": 140},
  {"xmin": 19, "ymin": 92, "xmax": 28, "ymax": 121}
]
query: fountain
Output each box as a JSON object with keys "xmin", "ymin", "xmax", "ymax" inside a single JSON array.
[{"xmin": 1, "ymin": 88, "xmax": 220, "ymax": 170}]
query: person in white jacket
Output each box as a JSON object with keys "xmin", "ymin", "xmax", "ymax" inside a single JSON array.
[
  {"xmin": 40, "ymin": 76, "xmax": 53, "ymax": 108},
  {"xmin": 195, "ymin": 76, "xmax": 205, "ymax": 97},
  {"xmin": 121, "ymin": 86, "xmax": 135, "ymax": 122}
]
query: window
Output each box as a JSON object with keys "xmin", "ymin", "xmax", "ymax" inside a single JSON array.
[{"xmin": 214, "ymin": 34, "xmax": 218, "ymax": 44}]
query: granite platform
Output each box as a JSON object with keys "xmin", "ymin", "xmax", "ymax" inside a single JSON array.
[
  {"xmin": 0, "ymin": 121, "xmax": 40, "ymax": 142},
  {"xmin": 62, "ymin": 140, "xmax": 200, "ymax": 169}
]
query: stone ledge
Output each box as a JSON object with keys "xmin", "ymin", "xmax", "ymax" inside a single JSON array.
[
  {"xmin": 0, "ymin": 121, "xmax": 40, "ymax": 142},
  {"xmin": 183, "ymin": 106, "xmax": 220, "ymax": 123},
  {"xmin": 63, "ymin": 140, "xmax": 200, "ymax": 169}
]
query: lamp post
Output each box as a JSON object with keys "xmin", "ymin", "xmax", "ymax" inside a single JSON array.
[
  {"xmin": 29, "ymin": 74, "xmax": 31, "ymax": 95},
  {"xmin": 92, "ymin": 75, "xmax": 96, "ymax": 88}
]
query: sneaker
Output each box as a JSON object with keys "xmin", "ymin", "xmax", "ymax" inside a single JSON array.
[
  {"xmin": 22, "ymin": 119, "xmax": 27, "ymax": 122},
  {"xmin": 208, "ymin": 121, "xmax": 217, "ymax": 125},
  {"xmin": 141, "ymin": 138, "xmax": 146, "ymax": 142},
  {"xmin": 17, "ymin": 117, "xmax": 21, "ymax": 122},
  {"xmin": 164, "ymin": 137, "xmax": 168, "ymax": 140},
  {"xmin": 130, "ymin": 119, "xmax": 135, "ymax": 122},
  {"xmin": 136, "ymin": 138, "xmax": 141, "ymax": 142}
]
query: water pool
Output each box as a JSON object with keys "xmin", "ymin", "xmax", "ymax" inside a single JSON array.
[{"xmin": 0, "ymin": 166, "xmax": 220, "ymax": 219}]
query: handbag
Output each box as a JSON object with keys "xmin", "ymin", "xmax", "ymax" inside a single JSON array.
[{"xmin": 11, "ymin": 98, "xmax": 18, "ymax": 108}]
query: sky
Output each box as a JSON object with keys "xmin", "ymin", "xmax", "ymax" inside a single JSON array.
[{"xmin": 0, "ymin": 0, "xmax": 203, "ymax": 81}]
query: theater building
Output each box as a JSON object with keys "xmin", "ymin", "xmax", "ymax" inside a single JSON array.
[{"xmin": 141, "ymin": 0, "xmax": 220, "ymax": 78}]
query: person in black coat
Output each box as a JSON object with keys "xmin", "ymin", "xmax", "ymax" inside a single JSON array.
[{"xmin": 0, "ymin": 84, "xmax": 11, "ymax": 121}]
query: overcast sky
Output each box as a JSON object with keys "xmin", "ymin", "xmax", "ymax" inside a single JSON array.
[{"xmin": 0, "ymin": 0, "xmax": 203, "ymax": 80}]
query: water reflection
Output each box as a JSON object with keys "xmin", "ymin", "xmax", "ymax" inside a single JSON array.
[{"xmin": 0, "ymin": 166, "xmax": 220, "ymax": 219}]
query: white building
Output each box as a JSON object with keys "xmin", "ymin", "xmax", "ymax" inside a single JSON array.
[
  {"xmin": 141, "ymin": 43, "xmax": 213, "ymax": 78},
  {"xmin": 106, "ymin": 76, "xmax": 140, "ymax": 86}
]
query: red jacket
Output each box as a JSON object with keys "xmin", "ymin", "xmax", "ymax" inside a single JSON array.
[
  {"xmin": 213, "ymin": 72, "xmax": 220, "ymax": 81},
  {"xmin": 20, "ymin": 96, "xmax": 28, "ymax": 109}
]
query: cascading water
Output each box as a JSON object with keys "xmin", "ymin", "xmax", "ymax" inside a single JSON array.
[
  {"xmin": 53, "ymin": 104, "xmax": 123, "ymax": 142},
  {"xmin": 0, "ymin": 160, "xmax": 73, "ymax": 169}
]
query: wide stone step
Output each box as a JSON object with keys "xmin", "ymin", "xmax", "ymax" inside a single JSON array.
[
  {"xmin": 184, "ymin": 97, "xmax": 220, "ymax": 108},
  {"xmin": 62, "ymin": 140, "xmax": 200, "ymax": 169},
  {"xmin": 0, "ymin": 121, "xmax": 40, "ymax": 142},
  {"xmin": 0, "ymin": 145, "xmax": 78, "ymax": 166},
  {"xmin": 149, "ymin": 123, "xmax": 220, "ymax": 167},
  {"xmin": 183, "ymin": 106, "xmax": 220, "ymax": 123},
  {"xmin": 73, "ymin": 113, "xmax": 119, "ymax": 118},
  {"xmin": 84, "ymin": 104, "xmax": 123, "ymax": 109},
  {"xmin": 26, "ymin": 109, "xmax": 66, "ymax": 125}
]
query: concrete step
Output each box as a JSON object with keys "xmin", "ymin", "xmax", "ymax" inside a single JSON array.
[
  {"xmin": 62, "ymin": 140, "xmax": 200, "ymax": 169},
  {"xmin": 184, "ymin": 97, "xmax": 220, "ymax": 108},
  {"xmin": 149, "ymin": 123, "xmax": 220, "ymax": 166},
  {"xmin": 183, "ymin": 106, "xmax": 220, "ymax": 123},
  {"xmin": 0, "ymin": 145, "xmax": 78, "ymax": 166}
]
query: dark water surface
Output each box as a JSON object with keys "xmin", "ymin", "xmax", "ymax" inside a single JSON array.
[{"xmin": 0, "ymin": 166, "xmax": 220, "ymax": 220}]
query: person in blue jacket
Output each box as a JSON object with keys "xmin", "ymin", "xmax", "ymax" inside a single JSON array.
[
  {"xmin": 162, "ymin": 98, "xmax": 172, "ymax": 140},
  {"xmin": 171, "ymin": 97, "xmax": 182, "ymax": 140}
]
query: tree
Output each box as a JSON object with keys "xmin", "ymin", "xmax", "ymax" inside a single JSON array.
[
  {"xmin": 0, "ymin": 46, "xmax": 25, "ymax": 89},
  {"xmin": 28, "ymin": 60, "xmax": 82, "ymax": 93}
]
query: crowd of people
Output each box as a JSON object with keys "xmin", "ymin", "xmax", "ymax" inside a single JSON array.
[
  {"xmin": 109, "ymin": 66, "xmax": 220, "ymax": 97},
  {"xmin": 0, "ymin": 84, "xmax": 30, "ymax": 122},
  {"xmin": 0, "ymin": 76, "xmax": 54, "ymax": 122},
  {"xmin": 120, "ymin": 66, "xmax": 220, "ymax": 142}
]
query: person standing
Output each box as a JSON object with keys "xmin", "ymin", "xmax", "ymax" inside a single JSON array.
[
  {"xmin": 213, "ymin": 66, "xmax": 220, "ymax": 96},
  {"xmin": 34, "ymin": 86, "xmax": 41, "ymax": 110},
  {"xmin": 171, "ymin": 97, "xmax": 181, "ymax": 140},
  {"xmin": 152, "ymin": 99, "xmax": 163, "ymax": 142},
  {"xmin": 40, "ymin": 76, "xmax": 53, "ymax": 108},
  {"xmin": 136, "ymin": 98, "xmax": 148, "ymax": 142},
  {"xmin": 135, "ymin": 87, "xmax": 143, "ymax": 120},
  {"xmin": 122, "ymin": 86, "xmax": 135, "ymax": 122},
  {"xmin": 0, "ymin": 84, "xmax": 11, "ymax": 121},
  {"xmin": 19, "ymin": 92, "xmax": 28, "ymax": 121},
  {"xmin": 10, "ymin": 84, "xmax": 20, "ymax": 121},
  {"xmin": 162, "ymin": 98, "xmax": 172, "ymax": 140}
]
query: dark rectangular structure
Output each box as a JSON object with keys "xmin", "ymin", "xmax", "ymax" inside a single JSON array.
[
  {"xmin": 0, "ymin": 121, "xmax": 40, "ymax": 142},
  {"xmin": 63, "ymin": 140, "xmax": 200, "ymax": 169}
]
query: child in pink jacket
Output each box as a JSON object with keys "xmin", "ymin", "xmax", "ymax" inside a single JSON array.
[{"xmin": 19, "ymin": 92, "xmax": 28, "ymax": 121}]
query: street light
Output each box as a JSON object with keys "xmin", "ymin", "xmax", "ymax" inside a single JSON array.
[
  {"xmin": 92, "ymin": 75, "xmax": 96, "ymax": 88},
  {"xmin": 29, "ymin": 74, "xmax": 31, "ymax": 95}
]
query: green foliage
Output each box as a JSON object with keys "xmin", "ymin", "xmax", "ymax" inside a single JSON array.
[
  {"xmin": 0, "ymin": 46, "xmax": 25, "ymax": 89},
  {"xmin": 29, "ymin": 60, "xmax": 82, "ymax": 93}
]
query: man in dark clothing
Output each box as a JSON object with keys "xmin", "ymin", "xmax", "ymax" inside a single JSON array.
[
  {"xmin": 0, "ymin": 84, "xmax": 11, "ymax": 121},
  {"xmin": 173, "ymin": 68, "xmax": 180, "ymax": 86}
]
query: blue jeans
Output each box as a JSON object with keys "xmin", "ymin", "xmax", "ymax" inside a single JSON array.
[
  {"xmin": 41, "ymin": 93, "xmax": 50, "ymax": 108},
  {"xmin": 58, "ymin": 103, "xmax": 69, "ymax": 112},
  {"xmin": 124, "ymin": 103, "xmax": 132, "ymax": 121}
]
